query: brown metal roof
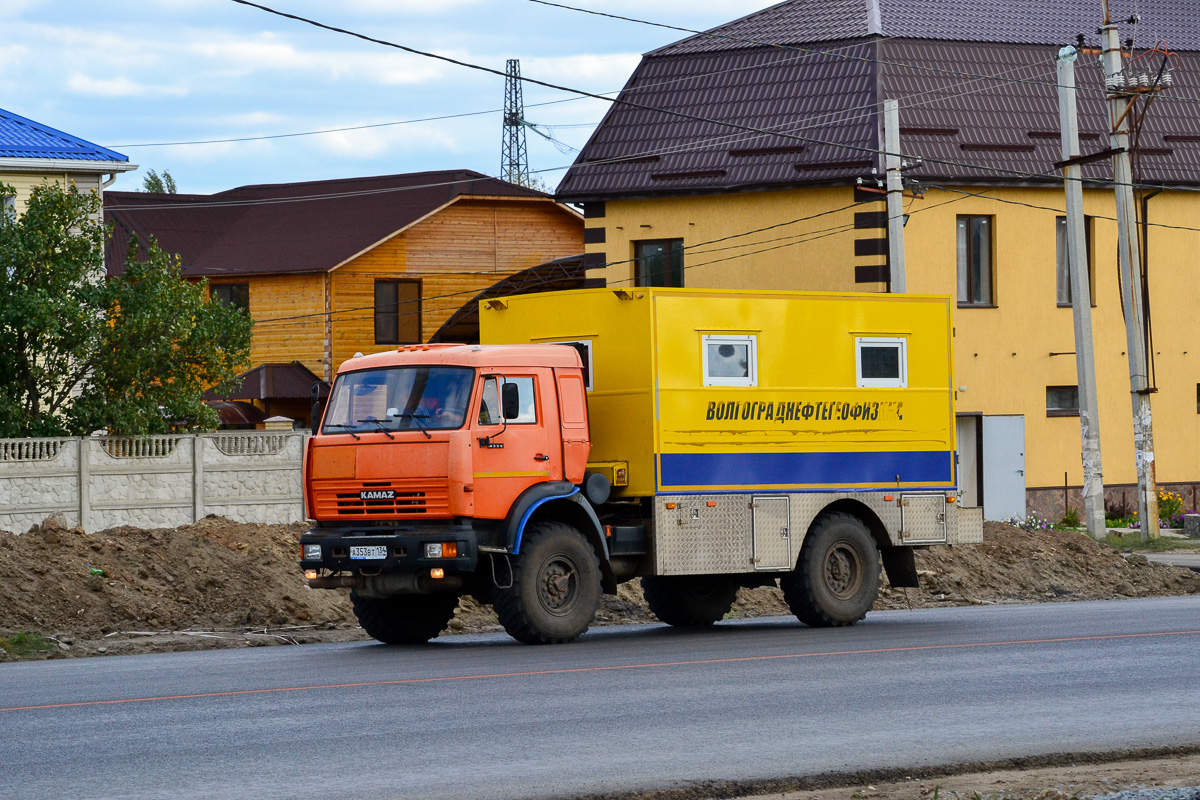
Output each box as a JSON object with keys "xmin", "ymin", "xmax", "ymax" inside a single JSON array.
[
  {"xmin": 653, "ymin": 0, "xmax": 1200, "ymax": 54},
  {"xmin": 560, "ymin": 10, "xmax": 1200, "ymax": 202},
  {"xmin": 105, "ymin": 170, "xmax": 560, "ymax": 278},
  {"xmin": 204, "ymin": 361, "xmax": 326, "ymax": 402},
  {"xmin": 558, "ymin": 40, "xmax": 879, "ymax": 201}
]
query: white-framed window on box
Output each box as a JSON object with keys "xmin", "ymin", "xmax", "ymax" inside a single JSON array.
[
  {"xmin": 856, "ymin": 337, "xmax": 907, "ymax": 388},
  {"xmin": 702, "ymin": 334, "xmax": 757, "ymax": 387},
  {"xmin": 547, "ymin": 340, "xmax": 593, "ymax": 391}
]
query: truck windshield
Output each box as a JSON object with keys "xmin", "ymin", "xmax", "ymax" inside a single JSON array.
[{"xmin": 322, "ymin": 366, "xmax": 474, "ymax": 433}]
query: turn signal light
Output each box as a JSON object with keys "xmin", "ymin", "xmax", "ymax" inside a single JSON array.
[
  {"xmin": 666, "ymin": 502, "xmax": 677, "ymax": 509},
  {"xmin": 946, "ymin": 496, "xmax": 957, "ymax": 503},
  {"xmin": 442, "ymin": 542, "xmax": 458, "ymax": 558}
]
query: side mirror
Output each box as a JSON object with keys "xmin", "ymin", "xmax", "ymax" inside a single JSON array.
[
  {"xmin": 502, "ymin": 382, "xmax": 521, "ymax": 420},
  {"xmin": 311, "ymin": 381, "xmax": 329, "ymax": 430}
]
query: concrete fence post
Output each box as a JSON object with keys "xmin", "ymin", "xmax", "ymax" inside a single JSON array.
[
  {"xmin": 78, "ymin": 438, "xmax": 91, "ymax": 533},
  {"xmin": 193, "ymin": 434, "xmax": 205, "ymax": 523}
]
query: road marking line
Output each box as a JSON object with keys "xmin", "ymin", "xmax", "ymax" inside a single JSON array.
[{"xmin": 5, "ymin": 628, "xmax": 1198, "ymax": 713}]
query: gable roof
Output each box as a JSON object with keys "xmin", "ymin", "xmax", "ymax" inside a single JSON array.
[
  {"xmin": 105, "ymin": 170, "xmax": 566, "ymax": 277},
  {"xmin": 559, "ymin": 1, "xmax": 1200, "ymax": 201},
  {"xmin": 653, "ymin": 0, "xmax": 1200, "ymax": 54},
  {"xmin": 0, "ymin": 106, "xmax": 130, "ymax": 164}
]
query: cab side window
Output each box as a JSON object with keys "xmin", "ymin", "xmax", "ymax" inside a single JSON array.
[{"xmin": 478, "ymin": 377, "xmax": 538, "ymax": 425}]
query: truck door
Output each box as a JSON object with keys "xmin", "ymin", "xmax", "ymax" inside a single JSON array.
[
  {"xmin": 752, "ymin": 495, "xmax": 791, "ymax": 570},
  {"xmin": 471, "ymin": 371, "xmax": 560, "ymax": 520}
]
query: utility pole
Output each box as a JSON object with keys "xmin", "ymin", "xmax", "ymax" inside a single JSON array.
[
  {"xmin": 883, "ymin": 100, "xmax": 907, "ymax": 293},
  {"xmin": 1056, "ymin": 46, "xmax": 1106, "ymax": 539},
  {"xmin": 1099, "ymin": 6, "xmax": 1159, "ymax": 538},
  {"xmin": 501, "ymin": 59, "xmax": 530, "ymax": 186}
]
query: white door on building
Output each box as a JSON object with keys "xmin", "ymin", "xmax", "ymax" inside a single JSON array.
[
  {"xmin": 981, "ymin": 415, "xmax": 1026, "ymax": 521},
  {"xmin": 955, "ymin": 415, "xmax": 980, "ymax": 507}
]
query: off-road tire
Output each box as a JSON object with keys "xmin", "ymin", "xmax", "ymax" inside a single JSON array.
[
  {"xmin": 641, "ymin": 575, "xmax": 739, "ymax": 627},
  {"xmin": 350, "ymin": 590, "xmax": 460, "ymax": 644},
  {"xmin": 780, "ymin": 512, "xmax": 880, "ymax": 627},
  {"xmin": 493, "ymin": 522, "xmax": 602, "ymax": 645}
]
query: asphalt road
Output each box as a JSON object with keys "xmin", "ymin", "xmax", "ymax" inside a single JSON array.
[
  {"xmin": 1145, "ymin": 552, "xmax": 1200, "ymax": 572},
  {"xmin": 2, "ymin": 597, "xmax": 1198, "ymax": 800}
]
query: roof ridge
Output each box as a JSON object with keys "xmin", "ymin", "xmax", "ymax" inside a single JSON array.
[{"xmin": 214, "ymin": 168, "xmax": 493, "ymax": 195}]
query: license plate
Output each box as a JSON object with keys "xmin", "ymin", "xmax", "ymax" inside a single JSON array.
[{"xmin": 350, "ymin": 545, "xmax": 387, "ymax": 560}]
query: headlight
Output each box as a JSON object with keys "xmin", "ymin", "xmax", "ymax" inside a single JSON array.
[
  {"xmin": 424, "ymin": 543, "xmax": 443, "ymax": 559},
  {"xmin": 303, "ymin": 544, "xmax": 323, "ymax": 560}
]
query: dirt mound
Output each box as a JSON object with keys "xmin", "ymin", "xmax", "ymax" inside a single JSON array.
[
  {"xmin": 1, "ymin": 518, "xmax": 1196, "ymax": 660},
  {"xmin": 0, "ymin": 515, "xmax": 356, "ymax": 658}
]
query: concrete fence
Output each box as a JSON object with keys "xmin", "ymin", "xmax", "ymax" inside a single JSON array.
[{"xmin": 0, "ymin": 432, "xmax": 307, "ymax": 534}]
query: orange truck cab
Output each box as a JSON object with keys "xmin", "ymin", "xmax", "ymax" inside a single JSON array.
[{"xmin": 301, "ymin": 343, "xmax": 613, "ymax": 644}]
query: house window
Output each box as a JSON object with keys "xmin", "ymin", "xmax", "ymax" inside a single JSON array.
[
  {"xmin": 1056, "ymin": 216, "xmax": 1095, "ymax": 306},
  {"xmin": 702, "ymin": 334, "xmax": 757, "ymax": 387},
  {"xmin": 374, "ymin": 280, "xmax": 421, "ymax": 345},
  {"xmin": 856, "ymin": 337, "xmax": 907, "ymax": 388},
  {"xmin": 211, "ymin": 283, "xmax": 249, "ymax": 312},
  {"xmin": 956, "ymin": 216, "xmax": 993, "ymax": 306},
  {"xmin": 634, "ymin": 239, "xmax": 684, "ymax": 287},
  {"xmin": 1047, "ymin": 385, "xmax": 1080, "ymax": 417},
  {"xmin": 1, "ymin": 194, "xmax": 14, "ymax": 222}
]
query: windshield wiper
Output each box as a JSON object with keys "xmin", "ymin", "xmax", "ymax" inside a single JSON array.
[
  {"xmin": 356, "ymin": 418, "xmax": 396, "ymax": 440},
  {"xmin": 322, "ymin": 424, "xmax": 361, "ymax": 440},
  {"xmin": 393, "ymin": 412, "xmax": 433, "ymax": 439}
]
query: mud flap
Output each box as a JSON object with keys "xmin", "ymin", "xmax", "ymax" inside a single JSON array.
[{"xmin": 880, "ymin": 546, "xmax": 920, "ymax": 588}]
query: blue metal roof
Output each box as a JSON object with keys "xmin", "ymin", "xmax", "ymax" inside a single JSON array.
[{"xmin": 0, "ymin": 107, "xmax": 128, "ymax": 163}]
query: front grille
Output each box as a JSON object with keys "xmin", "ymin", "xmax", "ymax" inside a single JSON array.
[{"xmin": 313, "ymin": 479, "xmax": 451, "ymax": 518}]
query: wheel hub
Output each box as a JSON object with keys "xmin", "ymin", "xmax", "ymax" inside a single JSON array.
[
  {"xmin": 538, "ymin": 558, "xmax": 577, "ymax": 614},
  {"xmin": 824, "ymin": 543, "xmax": 863, "ymax": 600}
]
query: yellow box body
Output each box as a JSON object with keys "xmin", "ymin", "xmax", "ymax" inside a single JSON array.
[{"xmin": 480, "ymin": 287, "xmax": 957, "ymax": 497}]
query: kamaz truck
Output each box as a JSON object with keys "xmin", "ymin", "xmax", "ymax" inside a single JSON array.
[{"xmin": 300, "ymin": 288, "xmax": 983, "ymax": 644}]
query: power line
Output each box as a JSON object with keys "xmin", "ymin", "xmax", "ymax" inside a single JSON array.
[{"xmin": 249, "ymin": 200, "xmax": 866, "ymax": 327}]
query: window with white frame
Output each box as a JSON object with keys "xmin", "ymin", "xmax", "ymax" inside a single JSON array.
[
  {"xmin": 702, "ymin": 334, "xmax": 757, "ymax": 387},
  {"xmin": 856, "ymin": 337, "xmax": 907, "ymax": 388},
  {"xmin": 548, "ymin": 340, "xmax": 593, "ymax": 391}
]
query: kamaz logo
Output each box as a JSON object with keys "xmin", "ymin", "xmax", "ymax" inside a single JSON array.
[{"xmin": 360, "ymin": 490, "xmax": 396, "ymax": 500}]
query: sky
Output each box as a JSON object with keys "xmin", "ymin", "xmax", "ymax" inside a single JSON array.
[{"xmin": 0, "ymin": 0, "xmax": 777, "ymax": 195}]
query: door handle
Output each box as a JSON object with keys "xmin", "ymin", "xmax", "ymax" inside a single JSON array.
[{"xmin": 534, "ymin": 454, "xmax": 550, "ymax": 461}]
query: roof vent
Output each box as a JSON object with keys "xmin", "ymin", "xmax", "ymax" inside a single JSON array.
[
  {"xmin": 649, "ymin": 169, "xmax": 727, "ymax": 181},
  {"xmin": 727, "ymin": 145, "xmax": 806, "ymax": 157},
  {"xmin": 960, "ymin": 143, "xmax": 1037, "ymax": 153}
]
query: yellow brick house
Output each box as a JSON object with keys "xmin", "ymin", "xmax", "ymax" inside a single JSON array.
[{"xmin": 556, "ymin": 0, "xmax": 1200, "ymax": 520}]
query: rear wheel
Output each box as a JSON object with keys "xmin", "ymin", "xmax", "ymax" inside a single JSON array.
[
  {"xmin": 350, "ymin": 590, "xmax": 459, "ymax": 644},
  {"xmin": 641, "ymin": 575, "xmax": 739, "ymax": 627},
  {"xmin": 781, "ymin": 512, "xmax": 880, "ymax": 627},
  {"xmin": 494, "ymin": 521, "xmax": 602, "ymax": 644}
]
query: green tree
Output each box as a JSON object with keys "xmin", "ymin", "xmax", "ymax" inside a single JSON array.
[
  {"xmin": 0, "ymin": 181, "xmax": 252, "ymax": 437},
  {"xmin": 71, "ymin": 240, "xmax": 252, "ymax": 435},
  {"xmin": 141, "ymin": 169, "xmax": 177, "ymax": 194},
  {"xmin": 0, "ymin": 182, "xmax": 108, "ymax": 436}
]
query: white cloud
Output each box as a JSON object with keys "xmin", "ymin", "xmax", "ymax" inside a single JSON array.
[{"xmin": 66, "ymin": 73, "xmax": 189, "ymax": 98}]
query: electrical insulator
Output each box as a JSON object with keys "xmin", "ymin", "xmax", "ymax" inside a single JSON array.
[
  {"xmin": 1139, "ymin": 72, "xmax": 1151, "ymax": 88},
  {"xmin": 1161, "ymin": 70, "xmax": 1174, "ymax": 87}
]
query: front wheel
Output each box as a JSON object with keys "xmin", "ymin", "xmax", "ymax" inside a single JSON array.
[
  {"xmin": 350, "ymin": 590, "xmax": 459, "ymax": 644},
  {"xmin": 641, "ymin": 575, "xmax": 739, "ymax": 627},
  {"xmin": 780, "ymin": 512, "xmax": 880, "ymax": 627},
  {"xmin": 494, "ymin": 522, "xmax": 602, "ymax": 644}
]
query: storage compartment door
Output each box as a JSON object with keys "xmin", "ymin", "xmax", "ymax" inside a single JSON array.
[{"xmin": 752, "ymin": 495, "xmax": 791, "ymax": 570}]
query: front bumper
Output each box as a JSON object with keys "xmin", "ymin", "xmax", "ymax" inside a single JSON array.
[{"xmin": 299, "ymin": 522, "xmax": 479, "ymax": 575}]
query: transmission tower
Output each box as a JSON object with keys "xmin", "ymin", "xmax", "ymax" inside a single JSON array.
[{"xmin": 501, "ymin": 59, "xmax": 529, "ymax": 186}]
